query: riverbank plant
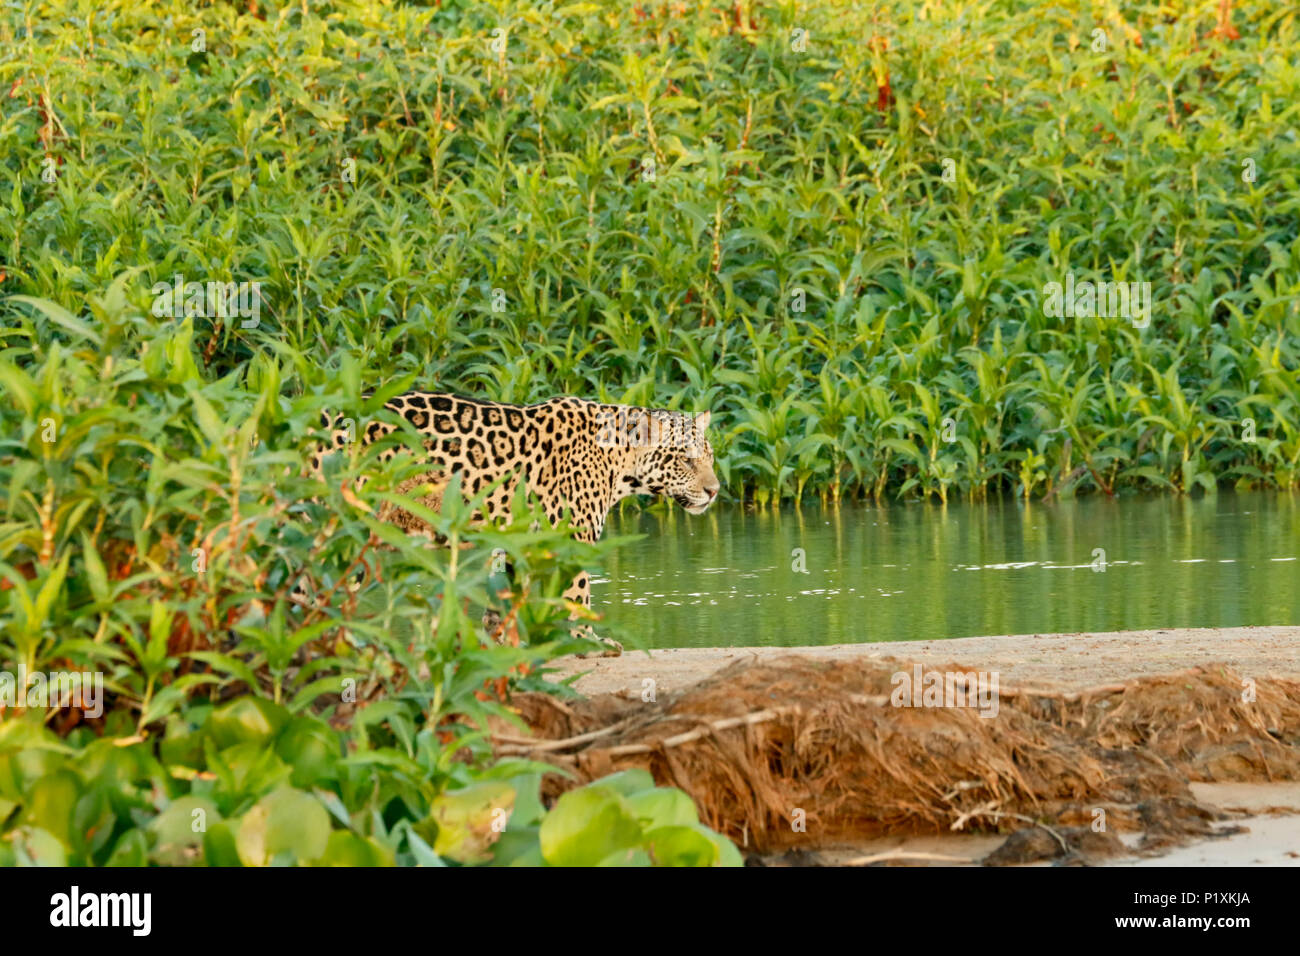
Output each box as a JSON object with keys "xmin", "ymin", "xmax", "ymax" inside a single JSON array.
[{"xmin": 4, "ymin": 0, "xmax": 1295, "ymax": 504}]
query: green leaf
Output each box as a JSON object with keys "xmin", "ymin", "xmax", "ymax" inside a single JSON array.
[
  {"xmin": 104, "ymin": 829, "xmax": 149, "ymax": 866},
  {"xmin": 20, "ymin": 771, "xmax": 81, "ymax": 847},
  {"xmin": 311, "ymin": 830, "xmax": 395, "ymax": 867},
  {"xmin": 645, "ymin": 823, "xmax": 742, "ymax": 867},
  {"xmin": 624, "ymin": 787, "xmax": 699, "ymax": 829},
  {"xmin": 401, "ymin": 824, "xmax": 446, "ymax": 867},
  {"xmin": 150, "ymin": 796, "xmax": 221, "ymax": 866},
  {"xmin": 595, "ymin": 846, "xmax": 654, "ymax": 866},
  {"xmin": 588, "ymin": 769, "xmax": 655, "ymax": 796},
  {"xmin": 80, "ymin": 533, "xmax": 110, "ymax": 606},
  {"xmin": 235, "ymin": 788, "xmax": 332, "ymax": 866},
  {"xmin": 9, "ymin": 826, "xmax": 69, "ymax": 866},
  {"xmin": 33, "ymin": 552, "xmax": 71, "ymax": 628},
  {"xmin": 9, "ymin": 296, "xmax": 104, "ymax": 346},
  {"xmin": 488, "ymin": 825, "xmax": 544, "ymax": 867},
  {"xmin": 275, "ymin": 717, "xmax": 340, "ymax": 789},
  {"xmin": 205, "ymin": 697, "xmax": 290, "ymax": 749},
  {"xmin": 203, "ymin": 822, "xmax": 242, "ymax": 867},
  {"xmin": 425, "ymin": 781, "xmax": 515, "ymax": 864},
  {"xmin": 539, "ymin": 786, "xmax": 642, "ymax": 867}
]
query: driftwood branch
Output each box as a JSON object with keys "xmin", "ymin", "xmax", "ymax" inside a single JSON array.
[
  {"xmin": 595, "ymin": 706, "xmax": 803, "ymax": 757},
  {"xmin": 841, "ymin": 849, "xmax": 977, "ymax": 866},
  {"xmin": 493, "ymin": 717, "xmax": 638, "ymax": 754}
]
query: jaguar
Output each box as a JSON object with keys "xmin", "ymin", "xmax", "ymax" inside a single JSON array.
[{"xmin": 312, "ymin": 392, "xmax": 720, "ymax": 655}]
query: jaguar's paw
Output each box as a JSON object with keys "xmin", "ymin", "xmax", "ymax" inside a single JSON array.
[{"xmin": 575, "ymin": 636, "xmax": 623, "ymax": 659}]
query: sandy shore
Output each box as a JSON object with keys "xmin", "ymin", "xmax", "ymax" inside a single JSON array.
[{"xmin": 553, "ymin": 625, "xmax": 1300, "ymax": 697}]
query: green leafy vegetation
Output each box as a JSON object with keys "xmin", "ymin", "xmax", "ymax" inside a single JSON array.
[
  {"xmin": 0, "ymin": 0, "xmax": 1296, "ymax": 865},
  {"xmin": 0, "ymin": 702, "xmax": 741, "ymax": 865},
  {"xmin": 4, "ymin": 0, "xmax": 1296, "ymax": 504}
]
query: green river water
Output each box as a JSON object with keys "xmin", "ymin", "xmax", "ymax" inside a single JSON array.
[{"xmin": 595, "ymin": 491, "xmax": 1299, "ymax": 648}]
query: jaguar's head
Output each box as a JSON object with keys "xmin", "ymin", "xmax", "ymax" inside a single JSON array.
[{"xmin": 626, "ymin": 409, "xmax": 720, "ymax": 515}]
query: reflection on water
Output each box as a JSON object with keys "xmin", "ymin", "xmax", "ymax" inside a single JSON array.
[{"xmin": 596, "ymin": 491, "xmax": 1299, "ymax": 649}]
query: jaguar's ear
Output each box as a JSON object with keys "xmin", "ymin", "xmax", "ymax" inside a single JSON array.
[{"xmin": 694, "ymin": 411, "xmax": 712, "ymax": 432}]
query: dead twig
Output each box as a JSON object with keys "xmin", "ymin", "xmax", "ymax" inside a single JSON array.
[
  {"xmin": 950, "ymin": 803, "xmax": 1070, "ymax": 854},
  {"xmin": 592, "ymin": 705, "xmax": 801, "ymax": 757}
]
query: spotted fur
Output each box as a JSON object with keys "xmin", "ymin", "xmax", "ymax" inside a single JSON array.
[{"xmin": 313, "ymin": 393, "xmax": 719, "ymax": 653}]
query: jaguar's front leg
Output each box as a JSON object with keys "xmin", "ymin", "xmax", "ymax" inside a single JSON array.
[{"xmin": 565, "ymin": 570, "xmax": 622, "ymax": 658}]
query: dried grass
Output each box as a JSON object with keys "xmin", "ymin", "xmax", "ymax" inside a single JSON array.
[{"xmin": 505, "ymin": 657, "xmax": 1300, "ymax": 852}]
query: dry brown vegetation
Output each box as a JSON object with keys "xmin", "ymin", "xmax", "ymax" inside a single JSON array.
[{"xmin": 506, "ymin": 657, "xmax": 1300, "ymax": 856}]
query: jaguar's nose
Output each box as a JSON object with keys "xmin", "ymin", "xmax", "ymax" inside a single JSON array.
[{"xmin": 705, "ymin": 485, "xmax": 719, "ymax": 499}]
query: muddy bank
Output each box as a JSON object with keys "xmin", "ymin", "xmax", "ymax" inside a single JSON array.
[
  {"xmin": 751, "ymin": 783, "xmax": 1300, "ymax": 867},
  {"xmin": 503, "ymin": 628, "xmax": 1300, "ymax": 862}
]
